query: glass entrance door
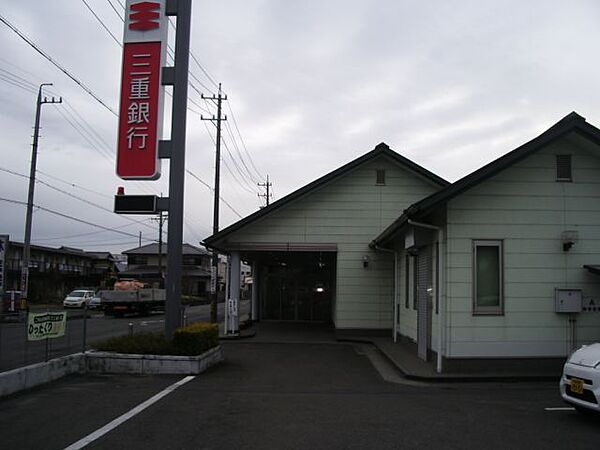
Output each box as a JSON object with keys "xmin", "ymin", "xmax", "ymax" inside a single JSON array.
[{"xmin": 260, "ymin": 252, "xmax": 334, "ymax": 322}]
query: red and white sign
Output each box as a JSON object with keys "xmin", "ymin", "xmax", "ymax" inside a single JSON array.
[{"xmin": 117, "ymin": 1, "xmax": 167, "ymax": 180}]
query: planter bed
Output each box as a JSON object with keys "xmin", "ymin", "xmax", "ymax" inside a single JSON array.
[{"xmin": 85, "ymin": 345, "xmax": 224, "ymax": 375}]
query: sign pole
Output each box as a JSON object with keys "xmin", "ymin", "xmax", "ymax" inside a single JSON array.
[
  {"xmin": 82, "ymin": 303, "xmax": 88, "ymax": 353},
  {"xmin": 164, "ymin": 0, "xmax": 191, "ymax": 338},
  {"xmin": 116, "ymin": 0, "xmax": 191, "ymax": 338}
]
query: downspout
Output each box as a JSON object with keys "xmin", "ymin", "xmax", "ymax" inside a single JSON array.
[
  {"xmin": 407, "ymin": 220, "xmax": 445, "ymax": 374},
  {"xmin": 372, "ymin": 243, "xmax": 397, "ymax": 341}
]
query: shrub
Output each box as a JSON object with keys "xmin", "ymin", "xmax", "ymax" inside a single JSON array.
[
  {"xmin": 91, "ymin": 332, "xmax": 172, "ymax": 355},
  {"xmin": 173, "ymin": 322, "xmax": 219, "ymax": 356},
  {"xmin": 91, "ymin": 322, "xmax": 218, "ymax": 356}
]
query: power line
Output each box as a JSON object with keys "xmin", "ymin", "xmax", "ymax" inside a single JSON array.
[
  {"xmin": 80, "ymin": 0, "xmax": 121, "ymax": 47},
  {"xmin": 189, "ymin": 50, "xmax": 219, "ymax": 91},
  {"xmin": 186, "ymin": 169, "xmax": 243, "ymax": 218},
  {"xmin": 201, "ymin": 118, "xmax": 256, "ymax": 196},
  {"xmin": 0, "ymin": 72, "xmax": 36, "ymax": 94},
  {"xmin": 62, "ymin": 239, "xmax": 149, "ymax": 248},
  {"xmin": 35, "ymin": 219, "xmax": 148, "ymax": 241},
  {"xmin": 0, "ymin": 166, "xmax": 161, "ymax": 235},
  {"xmin": 0, "ymin": 67, "xmax": 37, "ymax": 91},
  {"xmin": 52, "ymin": 105, "xmax": 114, "ymax": 162},
  {"xmin": 105, "ymin": 0, "xmax": 124, "ymax": 22},
  {"xmin": 0, "ymin": 13, "xmax": 118, "ymax": 116},
  {"xmin": 0, "ymin": 63, "xmax": 117, "ymax": 162},
  {"xmin": 36, "ymin": 170, "xmax": 112, "ymax": 200},
  {"xmin": 226, "ymin": 101, "xmax": 264, "ymax": 180},
  {"xmin": 223, "ymin": 119, "xmax": 260, "ymax": 184},
  {"xmin": 221, "ymin": 135, "xmax": 259, "ymax": 191},
  {"xmin": 63, "ymin": 100, "xmax": 114, "ymax": 151},
  {"xmin": 0, "ymin": 196, "xmax": 158, "ymax": 241}
]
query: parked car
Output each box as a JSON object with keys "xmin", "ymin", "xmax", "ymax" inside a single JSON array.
[
  {"xmin": 560, "ymin": 343, "xmax": 600, "ymax": 414},
  {"xmin": 63, "ymin": 290, "xmax": 95, "ymax": 308},
  {"xmin": 88, "ymin": 294, "xmax": 102, "ymax": 310}
]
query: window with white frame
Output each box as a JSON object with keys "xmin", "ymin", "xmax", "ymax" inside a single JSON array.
[{"xmin": 473, "ymin": 240, "xmax": 503, "ymax": 315}]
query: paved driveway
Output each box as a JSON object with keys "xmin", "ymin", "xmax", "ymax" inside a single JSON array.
[{"xmin": 0, "ymin": 342, "xmax": 598, "ymax": 449}]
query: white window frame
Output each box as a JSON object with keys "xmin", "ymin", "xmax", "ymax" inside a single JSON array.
[{"xmin": 472, "ymin": 240, "xmax": 504, "ymax": 315}]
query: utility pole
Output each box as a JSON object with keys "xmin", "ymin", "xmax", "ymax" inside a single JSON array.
[
  {"xmin": 151, "ymin": 210, "xmax": 168, "ymax": 285},
  {"xmin": 20, "ymin": 83, "xmax": 61, "ymax": 305},
  {"xmin": 258, "ymin": 175, "xmax": 272, "ymax": 207},
  {"xmin": 138, "ymin": 231, "xmax": 142, "ymax": 247},
  {"xmin": 201, "ymin": 83, "xmax": 227, "ymax": 323}
]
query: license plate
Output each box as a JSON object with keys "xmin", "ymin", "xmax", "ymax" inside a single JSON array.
[{"xmin": 571, "ymin": 378, "xmax": 584, "ymax": 394}]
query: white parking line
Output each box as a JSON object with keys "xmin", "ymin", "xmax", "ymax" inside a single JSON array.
[
  {"xmin": 63, "ymin": 375, "xmax": 196, "ymax": 450},
  {"xmin": 544, "ymin": 407, "xmax": 575, "ymax": 411}
]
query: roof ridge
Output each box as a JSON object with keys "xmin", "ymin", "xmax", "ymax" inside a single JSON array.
[
  {"xmin": 372, "ymin": 110, "xmax": 600, "ymax": 246},
  {"xmin": 205, "ymin": 143, "xmax": 447, "ymax": 246}
]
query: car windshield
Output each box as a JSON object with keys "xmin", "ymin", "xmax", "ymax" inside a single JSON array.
[{"xmin": 69, "ymin": 291, "xmax": 86, "ymax": 297}]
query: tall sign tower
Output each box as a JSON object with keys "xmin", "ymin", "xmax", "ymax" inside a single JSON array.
[{"xmin": 115, "ymin": 0, "xmax": 191, "ymax": 337}]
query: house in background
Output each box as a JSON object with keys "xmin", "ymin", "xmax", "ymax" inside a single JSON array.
[
  {"xmin": 206, "ymin": 112, "xmax": 600, "ymax": 373},
  {"xmin": 121, "ymin": 243, "xmax": 211, "ymax": 297},
  {"xmin": 1, "ymin": 239, "xmax": 118, "ymax": 303}
]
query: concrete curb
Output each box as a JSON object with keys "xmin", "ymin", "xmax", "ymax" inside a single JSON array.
[
  {"xmin": 339, "ymin": 337, "xmax": 561, "ymax": 382},
  {"xmin": 0, "ymin": 353, "xmax": 85, "ymax": 398},
  {"xmin": 85, "ymin": 346, "xmax": 224, "ymax": 375},
  {"xmin": 0, "ymin": 346, "xmax": 224, "ymax": 398}
]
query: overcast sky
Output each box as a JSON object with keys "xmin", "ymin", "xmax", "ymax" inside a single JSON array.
[{"xmin": 1, "ymin": 0, "xmax": 599, "ymax": 255}]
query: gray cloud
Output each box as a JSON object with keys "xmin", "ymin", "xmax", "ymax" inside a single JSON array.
[{"xmin": 1, "ymin": 0, "xmax": 599, "ymax": 253}]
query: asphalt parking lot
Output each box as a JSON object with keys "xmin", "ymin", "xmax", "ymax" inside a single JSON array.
[{"xmin": 1, "ymin": 342, "xmax": 599, "ymax": 450}]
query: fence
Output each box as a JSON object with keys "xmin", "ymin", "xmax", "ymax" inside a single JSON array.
[
  {"xmin": 1, "ymin": 309, "xmax": 88, "ymax": 373},
  {"xmin": 0, "ymin": 300, "xmax": 236, "ymax": 373}
]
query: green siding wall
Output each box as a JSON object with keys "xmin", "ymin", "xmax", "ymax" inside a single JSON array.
[
  {"xmin": 223, "ymin": 155, "xmax": 441, "ymax": 329},
  {"xmin": 445, "ymin": 138, "xmax": 600, "ymax": 358}
]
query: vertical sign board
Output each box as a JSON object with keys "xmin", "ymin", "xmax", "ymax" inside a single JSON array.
[
  {"xmin": 0, "ymin": 235, "xmax": 7, "ymax": 298},
  {"xmin": 116, "ymin": 1, "xmax": 168, "ymax": 180}
]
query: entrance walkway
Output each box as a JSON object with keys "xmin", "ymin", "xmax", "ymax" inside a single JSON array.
[
  {"xmin": 229, "ymin": 321, "xmax": 563, "ymax": 381},
  {"xmin": 242, "ymin": 322, "xmax": 336, "ymax": 344}
]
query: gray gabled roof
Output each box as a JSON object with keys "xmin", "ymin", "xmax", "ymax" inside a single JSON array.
[
  {"xmin": 372, "ymin": 112, "xmax": 600, "ymax": 247},
  {"xmin": 204, "ymin": 143, "xmax": 449, "ymax": 248}
]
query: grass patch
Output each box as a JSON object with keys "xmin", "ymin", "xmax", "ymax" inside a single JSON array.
[{"xmin": 91, "ymin": 322, "xmax": 219, "ymax": 356}]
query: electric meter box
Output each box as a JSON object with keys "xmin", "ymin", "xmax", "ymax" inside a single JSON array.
[{"xmin": 555, "ymin": 289, "xmax": 582, "ymax": 313}]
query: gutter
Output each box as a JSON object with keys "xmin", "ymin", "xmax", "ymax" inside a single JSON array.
[{"xmin": 407, "ymin": 219, "xmax": 446, "ymax": 375}]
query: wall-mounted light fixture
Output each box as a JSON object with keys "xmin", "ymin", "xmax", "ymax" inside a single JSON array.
[
  {"xmin": 362, "ymin": 255, "xmax": 370, "ymax": 268},
  {"xmin": 561, "ymin": 230, "xmax": 579, "ymax": 252}
]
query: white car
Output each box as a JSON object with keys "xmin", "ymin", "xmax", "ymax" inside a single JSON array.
[
  {"xmin": 560, "ymin": 343, "xmax": 600, "ymax": 414},
  {"xmin": 63, "ymin": 290, "xmax": 95, "ymax": 308}
]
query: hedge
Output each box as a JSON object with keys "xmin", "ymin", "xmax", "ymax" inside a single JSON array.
[
  {"xmin": 91, "ymin": 322, "xmax": 219, "ymax": 356},
  {"xmin": 173, "ymin": 322, "xmax": 219, "ymax": 355}
]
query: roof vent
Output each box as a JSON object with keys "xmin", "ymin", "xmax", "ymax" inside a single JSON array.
[{"xmin": 556, "ymin": 155, "xmax": 572, "ymax": 182}]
